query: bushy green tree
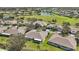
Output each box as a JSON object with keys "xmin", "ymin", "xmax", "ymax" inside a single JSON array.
[
  {"xmin": 7, "ymin": 34, "xmax": 26, "ymax": 51},
  {"xmin": 0, "ymin": 13, "xmax": 3, "ymax": 19},
  {"xmin": 61, "ymin": 22, "xmax": 71, "ymax": 36},
  {"xmin": 75, "ymin": 23, "xmax": 79, "ymax": 28}
]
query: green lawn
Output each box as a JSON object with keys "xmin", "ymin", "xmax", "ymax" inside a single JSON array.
[
  {"xmin": 24, "ymin": 40, "xmax": 63, "ymax": 51},
  {"xmin": 23, "ymin": 33, "xmax": 63, "ymax": 51},
  {"xmin": 0, "ymin": 36, "xmax": 8, "ymax": 44},
  {"xmin": 0, "ymin": 34, "xmax": 63, "ymax": 51},
  {"xmin": 24, "ymin": 15, "xmax": 53, "ymax": 21},
  {"xmin": 19, "ymin": 14, "xmax": 79, "ymax": 26},
  {"xmin": 0, "ymin": 36, "xmax": 8, "ymax": 51},
  {"xmin": 0, "ymin": 48, "xmax": 6, "ymax": 51},
  {"xmin": 54, "ymin": 15, "xmax": 79, "ymax": 25},
  {"xmin": 0, "ymin": 35, "xmax": 79, "ymax": 51}
]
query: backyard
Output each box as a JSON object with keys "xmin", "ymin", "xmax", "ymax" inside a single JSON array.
[
  {"xmin": 0, "ymin": 33, "xmax": 63, "ymax": 51},
  {"xmin": 0, "ymin": 33, "xmax": 79, "ymax": 51}
]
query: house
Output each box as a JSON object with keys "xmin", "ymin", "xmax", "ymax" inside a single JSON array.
[
  {"xmin": 22, "ymin": 20, "xmax": 28, "ymax": 24},
  {"xmin": 56, "ymin": 25, "xmax": 63, "ymax": 32},
  {"xmin": 0, "ymin": 26, "xmax": 10, "ymax": 36},
  {"xmin": 9, "ymin": 20, "xmax": 17, "ymax": 25},
  {"xmin": 47, "ymin": 24, "xmax": 55, "ymax": 29},
  {"xmin": 46, "ymin": 24, "xmax": 63, "ymax": 32},
  {"xmin": 33, "ymin": 21, "xmax": 47, "ymax": 27},
  {"xmin": 0, "ymin": 26, "xmax": 9, "ymax": 32},
  {"xmin": 2, "ymin": 20, "xmax": 17, "ymax": 25},
  {"xmin": 46, "ymin": 24, "xmax": 57, "ymax": 30},
  {"xmin": 18, "ymin": 26, "xmax": 26, "ymax": 34},
  {"xmin": 48, "ymin": 33, "xmax": 77, "ymax": 51},
  {"xmin": 25, "ymin": 30, "xmax": 48, "ymax": 42},
  {"xmin": 0, "ymin": 19, "xmax": 5, "ymax": 25},
  {"xmin": 70, "ymin": 27, "xmax": 79, "ymax": 35},
  {"xmin": 0, "ymin": 26, "xmax": 26, "ymax": 36},
  {"xmin": 3, "ymin": 20, "xmax": 11, "ymax": 25},
  {"xmin": 2, "ymin": 26, "xmax": 18, "ymax": 36}
]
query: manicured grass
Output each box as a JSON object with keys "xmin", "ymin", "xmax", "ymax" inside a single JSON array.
[
  {"xmin": 19, "ymin": 15, "xmax": 53, "ymax": 22},
  {"xmin": 0, "ymin": 33, "xmax": 63, "ymax": 51},
  {"xmin": 54, "ymin": 15, "xmax": 79, "ymax": 25},
  {"xmin": 39, "ymin": 32, "xmax": 62, "ymax": 51},
  {"xmin": 24, "ymin": 40, "xmax": 63, "ymax": 51},
  {"xmin": 20, "ymin": 14, "xmax": 79, "ymax": 26},
  {"xmin": 0, "ymin": 36, "xmax": 8, "ymax": 50},
  {"xmin": 0, "ymin": 35, "xmax": 78, "ymax": 51},
  {"xmin": 23, "ymin": 33, "xmax": 63, "ymax": 51},
  {"xmin": 0, "ymin": 48, "xmax": 6, "ymax": 51},
  {"xmin": 0, "ymin": 36, "xmax": 8, "ymax": 44}
]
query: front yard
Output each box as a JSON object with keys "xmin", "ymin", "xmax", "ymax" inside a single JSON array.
[
  {"xmin": 0, "ymin": 36, "xmax": 8, "ymax": 51},
  {"xmin": 0, "ymin": 35, "xmax": 79, "ymax": 51},
  {"xmin": 22, "ymin": 33, "xmax": 63, "ymax": 51},
  {"xmin": 0, "ymin": 34, "xmax": 63, "ymax": 51}
]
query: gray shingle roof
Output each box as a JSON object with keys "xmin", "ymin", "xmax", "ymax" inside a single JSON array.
[
  {"xmin": 0, "ymin": 26, "xmax": 8, "ymax": 33},
  {"xmin": 70, "ymin": 27, "xmax": 79, "ymax": 34},
  {"xmin": 4, "ymin": 26, "xmax": 18, "ymax": 35},
  {"xmin": 48, "ymin": 33, "xmax": 77, "ymax": 49},
  {"xmin": 25, "ymin": 30, "xmax": 48, "ymax": 41},
  {"xmin": 18, "ymin": 27, "xmax": 26, "ymax": 34},
  {"xmin": 33, "ymin": 21, "xmax": 47, "ymax": 27}
]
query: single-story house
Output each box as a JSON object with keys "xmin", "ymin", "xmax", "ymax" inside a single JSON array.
[
  {"xmin": 33, "ymin": 21, "xmax": 47, "ymax": 27},
  {"xmin": 1, "ymin": 26, "xmax": 18, "ymax": 36},
  {"xmin": 48, "ymin": 33, "xmax": 77, "ymax": 51},
  {"xmin": 8, "ymin": 20, "xmax": 17, "ymax": 25},
  {"xmin": 0, "ymin": 26, "xmax": 8, "ymax": 33},
  {"xmin": 2, "ymin": 20, "xmax": 17, "ymax": 25},
  {"xmin": 70, "ymin": 27, "xmax": 79, "ymax": 35},
  {"xmin": 47, "ymin": 24, "xmax": 55, "ymax": 29},
  {"xmin": 0, "ymin": 26, "xmax": 11, "ymax": 36},
  {"xmin": 18, "ymin": 27, "xmax": 26, "ymax": 34},
  {"xmin": 4, "ymin": 20, "xmax": 11, "ymax": 25},
  {"xmin": 0, "ymin": 26, "xmax": 27, "ymax": 36},
  {"xmin": 56, "ymin": 25, "xmax": 63, "ymax": 32},
  {"xmin": 22, "ymin": 20, "xmax": 28, "ymax": 24},
  {"xmin": 0, "ymin": 19, "xmax": 5, "ymax": 25},
  {"xmin": 46, "ymin": 24, "xmax": 63, "ymax": 32},
  {"xmin": 25, "ymin": 30, "xmax": 48, "ymax": 42}
]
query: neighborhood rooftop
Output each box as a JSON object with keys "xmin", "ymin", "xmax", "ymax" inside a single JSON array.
[
  {"xmin": 48, "ymin": 33, "xmax": 77, "ymax": 50},
  {"xmin": 25, "ymin": 30, "xmax": 48, "ymax": 41}
]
